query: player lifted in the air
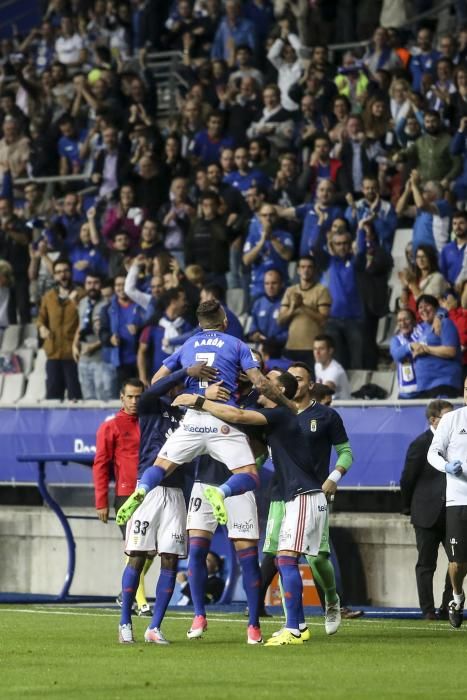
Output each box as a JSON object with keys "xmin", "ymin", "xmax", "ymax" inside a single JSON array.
[{"xmin": 116, "ymin": 299, "xmax": 295, "ymax": 526}]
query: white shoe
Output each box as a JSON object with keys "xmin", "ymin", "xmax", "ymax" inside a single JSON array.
[
  {"xmin": 144, "ymin": 627, "xmax": 170, "ymax": 645},
  {"xmin": 118, "ymin": 623, "xmax": 135, "ymax": 644},
  {"xmin": 325, "ymin": 596, "xmax": 342, "ymax": 635}
]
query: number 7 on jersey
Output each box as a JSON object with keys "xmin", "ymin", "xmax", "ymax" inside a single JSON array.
[{"xmin": 195, "ymin": 352, "xmax": 216, "ymax": 388}]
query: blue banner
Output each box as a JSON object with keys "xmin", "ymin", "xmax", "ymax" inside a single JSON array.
[{"xmin": 1, "ymin": 405, "xmax": 431, "ymax": 487}]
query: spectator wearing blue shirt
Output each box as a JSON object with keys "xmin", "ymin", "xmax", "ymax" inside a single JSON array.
[
  {"xmin": 396, "ymin": 170, "xmax": 451, "ymax": 254},
  {"xmin": 211, "ymin": 0, "xmax": 257, "ymax": 60},
  {"xmin": 52, "ymin": 192, "xmax": 85, "ymax": 252},
  {"xmin": 243, "ymin": 0, "xmax": 274, "ymax": 46},
  {"xmin": 345, "ymin": 177, "xmax": 397, "ymax": 253},
  {"xmin": 137, "ymin": 287, "xmax": 192, "ymax": 384},
  {"xmin": 189, "ymin": 112, "xmax": 235, "ymax": 167},
  {"xmin": 410, "ymin": 294, "xmax": 462, "ymax": 398},
  {"xmin": 321, "ymin": 228, "xmax": 365, "ymax": 369},
  {"xmin": 410, "ymin": 28, "xmax": 441, "ymax": 92},
  {"xmin": 281, "ymin": 179, "xmax": 342, "ymax": 259},
  {"xmin": 242, "ymin": 203, "xmax": 294, "ymax": 300},
  {"xmin": 224, "ymin": 146, "xmax": 270, "ymax": 193},
  {"xmin": 450, "ymin": 116, "xmax": 467, "ymax": 201},
  {"xmin": 100, "ymin": 275, "xmax": 145, "ymax": 385},
  {"xmin": 247, "ymin": 269, "xmax": 287, "ymax": 345},
  {"xmin": 57, "ymin": 114, "xmax": 86, "ymax": 176},
  {"xmin": 440, "ymin": 211, "xmax": 467, "ymax": 286},
  {"xmin": 390, "ymin": 308, "xmax": 419, "ymax": 398},
  {"xmin": 68, "ymin": 209, "xmax": 108, "ymax": 286}
]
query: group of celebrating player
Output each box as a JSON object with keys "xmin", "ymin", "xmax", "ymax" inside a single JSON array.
[{"xmin": 96, "ymin": 298, "xmax": 353, "ymax": 646}]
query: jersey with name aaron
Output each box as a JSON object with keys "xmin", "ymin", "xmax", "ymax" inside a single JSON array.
[
  {"xmin": 255, "ymin": 406, "xmax": 322, "ymax": 502},
  {"xmin": 297, "ymin": 401, "xmax": 348, "ymax": 483},
  {"xmin": 164, "ymin": 330, "xmax": 259, "ymax": 406},
  {"xmin": 137, "ymin": 369, "xmax": 188, "ymax": 488}
]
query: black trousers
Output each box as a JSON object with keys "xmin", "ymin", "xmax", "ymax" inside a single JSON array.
[
  {"xmin": 414, "ymin": 510, "xmax": 452, "ymax": 615},
  {"xmin": 46, "ymin": 359, "xmax": 82, "ymax": 400}
]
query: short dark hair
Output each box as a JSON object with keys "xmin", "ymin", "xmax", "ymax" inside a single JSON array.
[
  {"xmin": 453, "ymin": 210, "xmax": 467, "ymax": 221},
  {"xmin": 196, "ymin": 299, "xmax": 225, "ymax": 327},
  {"xmin": 53, "ymin": 257, "xmax": 71, "ymax": 271},
  {"xmin": 426, "ymin": 399, "xmax": 453, "ymax": 420},
  {"xmin": 289, "ymin": 361, "xmax": 313, "ymax": 380},
  {"xmin": 314, "ymin": 334, "xmax": 335, "ymax": 350},
  {"xmin": 424, "ymin": 109, "xmax": 440, "ymax": 120},
  {"xmin": 201, "ymin": 283, "xmax": 225, "ymax": 303},
  {"xmin": 416, "ymin": 294, "xmax": 439, "ymax": 309},
  {"xmin": 120, "ymin": 378, "xmax": 144, "ymax": 394},
  {"xmin": 276, "ymin": 371, "xmax": 298, "ymax": 400},
  {"xmin": 85, "ymin": 272, "xmax": 102, "ymax": 282},
  {"xmin": 310, "ymin": 383, "xmax": 334, "ymax": 401},
  {"xmin": 297, "ymin": 255, "xmax": 315, "ymax": 266},
  {"xmin": 160, "ymin": 287, "xmax": 183, "ymax": 309}
]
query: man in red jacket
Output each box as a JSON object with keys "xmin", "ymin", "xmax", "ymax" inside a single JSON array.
[{"xmin": 93, "ymin": 377, "xmax": 152, "ymax": 614}]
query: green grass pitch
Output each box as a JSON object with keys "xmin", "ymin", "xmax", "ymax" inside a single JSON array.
[{"xmin": 1, "ymin": 606, "xmax": 465, "ymax": 700}]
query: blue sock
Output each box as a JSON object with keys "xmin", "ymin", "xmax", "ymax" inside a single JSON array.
[
  {"xmin": 188, "ymin": 536, "xmax": 210, "ymax": 617},
  {"xmin": 139, "ymin": 466, "xmax": 166, "ymax": 493},
  {"xmin": 238, "ymin": 546, "xmax": 261, "ymax": 627},
  {"xmin": 277, "ymin": 556, "xmax": 303, "ymax": 633},
  {"xmin": 150, "ymin": 568, "xmax": 176, "ymax": 630},
  {"xmin": 219, "ymin": 472, "xmax": 259, "ymax": 498},
  {"xmin": 120, "ymin": 565, "xmax": 140, "ymax": 625}
]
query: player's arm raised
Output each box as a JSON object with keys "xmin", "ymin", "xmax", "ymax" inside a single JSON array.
[
  {"xmin": 172, "ymin": 394, "xmax": 267, "ymax": 425},
  {"xmin": 246, "ymin": 367, "xmax": 298, "ymax": 413}
]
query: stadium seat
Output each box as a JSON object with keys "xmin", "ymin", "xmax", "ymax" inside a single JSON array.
[
  {"xmin": 376, "ymin": 314, "xmax": 396, "ymax": 349},
  {"xmin": 288, "ymin": 261, "xmax": 297, "ymax": 282},
  {"xmin": 369, "ymin": 370, "xmax": 395, "ymax": 397},
  {"xmin": 226, "ymin": 288, "xmax": 246, "ymax": 316},
  {"xmin": 0, "ymin": 325, "xmax": 22, "ymax": 353},
  {"xmin": 33, "ymin": 348, "xmax": 47, "ymax": 372},
  {"xmin": 388, "ymin": 228, "xmax": 412, "ymax": 311},
  {"xmin": 242, "ymin": 315, "xmax": 252, "ymax": 334},
  {"xmin": 0, "ymin": 373, "xmax": 26, "ymax": 404},
  {"xmin": 16, "ymin": 348, "xmax": 35, "ymax": 376},
  {"xmin": 23, "ymin": 323, "xmax": 38, "ymax": 340},
  {"xmin": 18, "ymin": 370, "xmax": 46, "ymax": 403},
  {"xmin": 347, "ymin": 370, "xmax": 369, "ymax": 394}
]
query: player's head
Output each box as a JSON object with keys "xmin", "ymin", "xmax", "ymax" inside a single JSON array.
[
  {"xmin": 310, "ymin": 382, "xmax": 334, "ymax": 406},
  {"xmin": 259, "ymin": 369, "xmax": 298, "ymax": 407},
  {"xmin": 120, "ymin": 378, "xmax": 144, "ymax": 415},
  {"xmin": 288, "ymin": 362, "xmax": 314, "ymax": 402},
  {"xmin": 426, "ymin": 399, "xmax": 454, "ymax": 428},
  {"xmin": 196, "ymin": 299, "xmax": 227, "ymax": 331}
]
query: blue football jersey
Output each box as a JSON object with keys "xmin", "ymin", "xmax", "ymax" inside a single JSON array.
[{"xmin": 163, "ymin": 330, "xmax": 259, "ymax": 405}]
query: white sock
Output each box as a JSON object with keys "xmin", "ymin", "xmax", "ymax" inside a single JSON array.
[
  {"xmin": 453, "ymin": 591, "xmax": 465, "ymax": 606},
  {"xmin": 299, "ymin": 623, "xmax": 307, "ymax": 631},
  {"xmin": 285, "ymin": 627, "xmax": 300, "ymax": 636}
]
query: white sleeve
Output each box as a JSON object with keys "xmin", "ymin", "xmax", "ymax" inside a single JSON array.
[
  {"xmin": 124, "ymin": 265, "xmax": 151, "ymax": 310},
  {"xmin": 427, "ymin": 414, "xmax": 451, "ymax": 472},
  {"xmin": 267, "ymin": 39, "xmax": 284, "ymax": 69}
]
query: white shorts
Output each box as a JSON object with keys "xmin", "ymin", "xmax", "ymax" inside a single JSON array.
[
  {"xmin": 158, "ymin": 409, "xmax": 255, "ymax": 471},
  {"xmin": 125, "ymin": 486, "xmax": 187, "ymax": 557},
  {"xmin": 278, "ymin": 492, "xmax": 328, "ymax": 556},
  {"xmin": 187, "ymin": 482, "xmax": 259, "ymax": 540}
]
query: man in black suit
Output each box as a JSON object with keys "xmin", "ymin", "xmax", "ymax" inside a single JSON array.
[{"xmin": 400, "ymin": 400, "xmax": 454, "ymax": 620}]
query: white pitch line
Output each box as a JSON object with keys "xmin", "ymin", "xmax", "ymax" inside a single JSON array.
[{"xmin": 1, "ymin": 607, "xmax": 465, "ymax": 633}]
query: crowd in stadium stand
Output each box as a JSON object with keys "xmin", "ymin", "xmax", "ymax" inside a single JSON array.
[{"xmin": 0, "ymin": 0, "xmax": 467, "ymax": 401}]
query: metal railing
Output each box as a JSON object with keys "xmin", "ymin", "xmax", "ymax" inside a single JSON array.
[{"xmin": 145, "ymin": 50, "xmax": 188, "ymax": 118}]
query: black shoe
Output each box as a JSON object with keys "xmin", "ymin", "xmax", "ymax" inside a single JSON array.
[
  {"xmin": 438, "ymin": 607, "xmax": 449, "ymax": 621},
  {"xmin": 340, "ymin": 607, "xmax": 364, "ymax": 619},
  {"xmin": 423, "ymin": 611, "xmax": 437, "ymax": 621},
  {"xmin": 448, "ymin": 597, "xmax": 465, "ymax": 629}
]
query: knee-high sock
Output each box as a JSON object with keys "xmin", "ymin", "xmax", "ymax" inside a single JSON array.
[
  {"xmin": 306, "ymin": 552, "xmax": 338, "ymax": 606},
  {"xmin": 219, "ymin": 471, "xmax": 259, "ymax": 498},
  {"xmin": 238, "ymin": 546, "xmax": 261, "ymax": 627},
  {"xmin": 135, "ymin": 557, "xmax": 153, "ymax": 608},
  {"xmin": 150, "ymin": 568, "xmax": 176, "ymax": 629},
  {"xmin": 120, "ymin": 564, "xmax": 140, "ymax": 625},
  {"xmin": 278, "ymin": 574, "xmax": 306, "ymax": 627},
  {"xmin": 260, "ymin": 552, "xmax": 278, "ymax": 606},
  {"xmin": 276, "ymin": 556, "xmax": 303, "ymax": 634},
  {"xmin": 188, "ymin": 536, "xmax": 210, "ymax": 617}
]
